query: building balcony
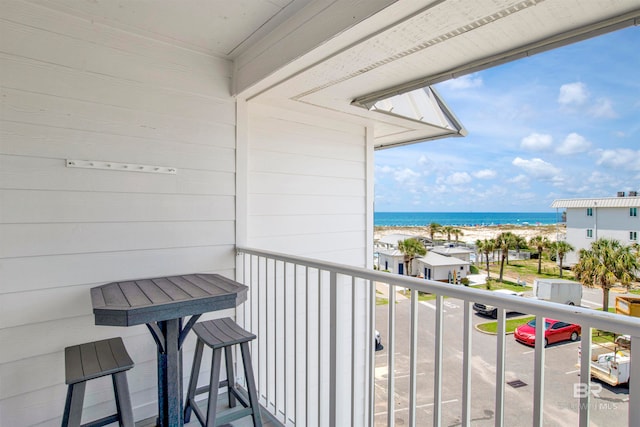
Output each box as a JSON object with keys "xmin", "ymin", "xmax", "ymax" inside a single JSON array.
[{"xmin": 235, "ymin": 246, "xmax": 640, "ymax": 426}]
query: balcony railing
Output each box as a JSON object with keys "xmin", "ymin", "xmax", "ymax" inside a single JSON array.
[{"xmin": 235, "ymin": 246, "xmax": 640, "ymax": 427}]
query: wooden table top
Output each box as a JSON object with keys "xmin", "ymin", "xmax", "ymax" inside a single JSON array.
[{"xmin": 91, "ymin": 273, "xmax": 248, "ymax": 326}]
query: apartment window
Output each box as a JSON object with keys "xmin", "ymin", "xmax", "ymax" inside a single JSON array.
[
  {"xmin": 586, "ymin": 229, "xmax": 593, "ymax": 238},
  {"xmin": 631, "ymin": 231, "xmax": 638, "ymax": 241},
  {"xmin": 586, "ymin": 208, "xmax": 593, "ymax": 216},
  {"xmin": 631, "ymin": 207, "xmax": 638, "ymax": 217}
]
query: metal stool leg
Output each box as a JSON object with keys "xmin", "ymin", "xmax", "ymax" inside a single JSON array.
[
  {"xmin": 205, "ymin": 348, "xmax": 223, "ymax": 427},
  {"xmin": 224, "ymin": 346, "xmax": 237, "ymax": 409},
  {"xmin": 184, "ymin": 339, "xmax": 205, "ymax": 423},
  {"xmin": 240, "ymin": 342, "xmax": 263, "ymax": 427},
  {"xmin": 61, "ymin": 382, "xmax": 86, "ymax": 427},
  {"xmin": 112, "ymin": 371, "xmax": 134, "ymax": 427}
]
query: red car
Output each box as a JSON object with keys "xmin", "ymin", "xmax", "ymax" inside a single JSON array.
[{"xmin": 514, "ymin": 318, "xmax": 581, "ymax": 347}]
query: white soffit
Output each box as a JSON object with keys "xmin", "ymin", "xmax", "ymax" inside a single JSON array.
[
  {"xmin": 27, "ymin": 0, "xmax": 313, "ymax": 57},
  {"xmin": 254, "ymin": 0, "xmax": 640, "ymax": 149}
]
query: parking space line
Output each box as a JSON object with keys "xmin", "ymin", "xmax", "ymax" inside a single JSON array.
[
  {"xmin": 420, "ymin": 301, "xmax": 446, "ymax": 312},
  {"xmin": 566, "ymin": 369, "xmax": 579, "ymax": 375},
  {"xmin": 416, "ymin": 399, "xmax": 458, "ymax": 409},
  {"xmin": 581, "ymin": 299, "xmax": 600, "ymax": 307},
  {"xmin": 375, "ymin": 399, "xmax": 458, "ymax": 415}
]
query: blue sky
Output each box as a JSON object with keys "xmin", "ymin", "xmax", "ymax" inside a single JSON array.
[{"xmin": 374, "ymin": 26, "xmax": 640, "ymax": 213}]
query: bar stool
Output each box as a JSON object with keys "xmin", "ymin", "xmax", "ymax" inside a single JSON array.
[
  {"xmin": 62, "ymin": 337, "xmax": 134, "ymax": 427},
  {"xmin": 183, "ymin": 317, "xmax": 262, "ymax": 426}
]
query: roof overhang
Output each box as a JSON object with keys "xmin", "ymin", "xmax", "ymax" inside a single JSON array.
[{"xmin": 239, "ymin": 0, "xmax": 640, "ymax": 149}]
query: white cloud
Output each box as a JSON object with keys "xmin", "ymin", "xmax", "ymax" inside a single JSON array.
[
  {"xmin": 588, "ymin": 98, "xmax": 617, "ymax": 118},
  {"xmin": 556, "ymin": 133, "xmax": 591, "ymax": 155},
  {"xmin": 596, "ymin": 149, "xmax": 640, "ymax": 171},
  {"xmin": 472, "ymin": 169, "xmax": 497, "ymax": 179},
  {"xmin": 521, "ymin": 133, "xmax": 553, "ymax": 151},
  {"xmin": 437, "ymin": 172, "xmax": 472, "ymax": 186},
  {"xmin": 377, "ymin": 165, "xmax": 393, "ymax": 174},
  {"xmin": 508, "ymin": 174, "xmax": 530, "ymax": 187},
  {"xmin": 438, "ymin": 73, "xmax": 483, "ymax": 90},
  {"xmin": 558, "ymin": 82, "xmax": 589, "ymax": 106},
  {"xmin": 394, "ymin": 168, "xmax": 421, "ymax": 183},
  {"xmin": 512, "ymin": 157, "xmax": 561, "ymax": 179}
]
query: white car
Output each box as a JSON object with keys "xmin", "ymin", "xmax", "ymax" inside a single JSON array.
[{"xmin": 473, "ymin": 289, "xmax": 524, "ymax": 318}]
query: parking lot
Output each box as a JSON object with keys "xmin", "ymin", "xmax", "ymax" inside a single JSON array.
[{"xmin": 374, "ymin": 287, "xmax": 630, "ymax": 426}]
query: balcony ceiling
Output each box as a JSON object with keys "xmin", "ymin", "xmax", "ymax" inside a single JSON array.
[{"xmin": 32, "ymin": 0, "xmax": 640, "ymax": 148}]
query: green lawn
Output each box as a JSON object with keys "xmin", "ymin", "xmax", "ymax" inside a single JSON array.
[
  {"xmin": 471, "ymin": 278, "xmax": 531, "ymax": 292},
  {"xmin": 476, "ymin": 315, "xmax": 534, "ymax": 334}
]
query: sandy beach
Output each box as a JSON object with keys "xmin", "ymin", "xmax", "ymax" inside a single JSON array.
[{"xmin": 374, "ymin": 224, "xmax": 565, "ymax": 245}]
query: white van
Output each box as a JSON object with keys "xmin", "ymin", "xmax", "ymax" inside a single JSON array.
[{"xmin": 533, "ymin": 278, "xmax": 582, "ymax": 306}]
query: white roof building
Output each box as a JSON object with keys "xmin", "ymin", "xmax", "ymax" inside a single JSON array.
[{"xmin": 551, "ymin": 194, "xmax": 640, "ymax": 265}]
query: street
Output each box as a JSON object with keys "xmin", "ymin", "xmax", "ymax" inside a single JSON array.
[{"xmin": 374, "ymin": 287, "xmax": 630, "ymax": 426}]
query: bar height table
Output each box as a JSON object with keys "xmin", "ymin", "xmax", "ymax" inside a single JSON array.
[{"xmin": 90, "ymin": 273, "xmax": 248, "ymax": 427}]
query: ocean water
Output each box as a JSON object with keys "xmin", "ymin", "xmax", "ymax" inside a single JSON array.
[{"xmin": 374, "ymin": 212, "xmax": 561, "ymax": 227}]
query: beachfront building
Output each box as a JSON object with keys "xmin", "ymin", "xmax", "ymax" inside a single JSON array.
[
  {"xmin": 377, "ymin": 249, "xmax": 405, "ymax": 274},
  {"xmin": 415, "ymin": 252, "xmax": 470, "ymax": 283},
  {"xmin": 552, "ymin": 193, "xmax": 640, "ymax": 266},
  {"xmin": 431, "ymin": 244, "xmax": 474, "ymax": 263},
  {"xmin": 3, "ymin": 1, "xmax": 640, "ymax": 426}
]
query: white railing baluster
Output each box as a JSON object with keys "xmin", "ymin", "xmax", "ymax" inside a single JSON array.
[
  {"xmin": 329, "ymin": 271, "xmax": 338, "ymax": 426},
  {"xmin": 387, "ymin": 282, "xmax": 396, "ymax": 427},
  {"xmin": 368, "ymin": 279, "xmax": 375, "ymax": 427},
  {"xmin": 305, "ymin": 265, "xmax": 310, "ymax": 427},
  {"xmin": 283, "ymin": 261, "xmax": 288, "ymax": 423},
  {"xmin": 351, "ymin": 276, "xmax": 356, "ymax": 427},
  {"xmin": 578, "ymin": 325, "xmax": 592, "ymax": 427},
  {"xmin": 630, "ymin": 334, "xmax": 640, "ymax": 424},
  {"xmin": 495, "ymin": 308, "xmax": 506, "ymax": 427},
  {"xmin": 409, "ymin": 289, "xmax": 418, "ymax": 427},
  {"xmin": 433, "ymin": 294, "xmax": 443, "ymax": 427},
  {"xmin": 533, "ymin": 315, "xmax": 545, "ymax": 427},
  {"xmin": 462, "ymin": 301, "xmax": 472, "ymax": 426}
]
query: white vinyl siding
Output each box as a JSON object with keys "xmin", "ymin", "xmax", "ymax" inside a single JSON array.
[
  {"xmin": 244, "ymin": 103, "xmax": 371, "ymax": 424},
  {"xmin": 0, "ymin": 2, "xmax": 236, "ymax": 425},
  {"xmin": 563, "ymin": 205, "xmax": 640, "ymax": 266}
]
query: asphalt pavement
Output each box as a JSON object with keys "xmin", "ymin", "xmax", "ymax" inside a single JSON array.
[{"xmin": 373, "ymin": 286, "xmax": 630, "ymax": 426}]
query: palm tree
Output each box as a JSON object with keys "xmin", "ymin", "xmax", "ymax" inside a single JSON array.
[
  {"xmin": 442, "ymin": 225, "xmax": 454, "ymax": 242},
  {"xmin": 513, "ymin": 234, "xmax": 528, "ymax": 261},
  {"xmin": 529, "ymin": 235, "xmax": 550, "ymax": 274},
  {"xmin": 476, "ymin": 238, "xmax": 495, "ymax": 279},
  {"xmin": 452, "ymin": 228, "xmax": 464, "ymax": 243},
  {"xmin": 573, "ymin": 238, "xmax": 639, "ymax": 311},
  {"xmin": 495, "ymin": 232, "xmax": 515, "ymax": 281},
  {"xmin": 398, "ymin": 238, "xmax": 427, "ymax": 276},
  {"xmin": 550, "ymin": 240, "xmax": 574, "ymax": 278},
  {"xmin": 427, "ymin": 222, "xmax": 441, "ymax": 244}
]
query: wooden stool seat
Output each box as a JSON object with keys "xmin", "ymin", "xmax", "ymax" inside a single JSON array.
[
  {"xmin": 184, "ymin": 317, "xmax": 262, "ymax": 426},
  {"xmin": 62, "ymin": 337, "xmax": 134, "ymax": 427}
]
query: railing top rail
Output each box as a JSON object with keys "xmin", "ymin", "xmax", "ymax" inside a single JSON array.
[{"xmin": 236, "ymin": 246, "xmax": 640, "ymax": 336}]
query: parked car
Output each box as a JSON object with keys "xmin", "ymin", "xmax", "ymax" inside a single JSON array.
[
  {"xmin": 375, "ymin": 330, "xmax": 383, "ymax": 351},
  {"xmin": 514, "ymin": 318, "xmax": 581, "ymax": 347},
  {"xmin": 473, "ymin": 289, "xmax": 524, "ymax": 318}
]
